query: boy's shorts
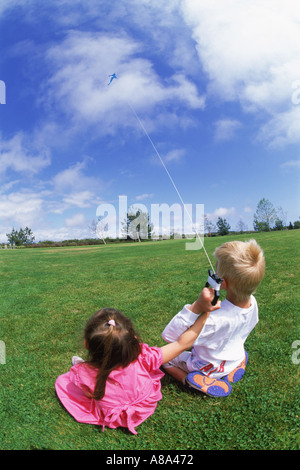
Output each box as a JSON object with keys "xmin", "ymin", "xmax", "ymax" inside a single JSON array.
[{"xmin": 162, "ymin": 351, "xmax": 192, "ymax": 373}]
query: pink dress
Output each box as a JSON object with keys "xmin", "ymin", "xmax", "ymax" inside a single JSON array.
[{"xmin": 55, "ymin": 343, "xmax": 164, "ymax": 434}]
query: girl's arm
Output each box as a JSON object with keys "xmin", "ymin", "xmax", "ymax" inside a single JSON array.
[{"xmin": 161, "ymin": 288, "xmax": 220, "ymax": 365}]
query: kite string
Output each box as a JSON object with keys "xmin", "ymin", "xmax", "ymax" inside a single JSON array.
[{"xmin": 127, "ymin": 101, "xmax": 215, "ymax": 273}]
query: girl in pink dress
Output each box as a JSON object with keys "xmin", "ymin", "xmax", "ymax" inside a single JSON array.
[{"xmin": 55, "ymin": 288, "xmax": 220, "ymax": 434}]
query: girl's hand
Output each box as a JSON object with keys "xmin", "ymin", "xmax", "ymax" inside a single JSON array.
[{"xmin": 161, "ymin": 289, "xmax": 221, "ymax": 364}]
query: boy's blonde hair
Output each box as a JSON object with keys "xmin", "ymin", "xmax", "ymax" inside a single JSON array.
[{"xmin": 214, "ymin": 239, "xmax": 265, "ymax": 302}]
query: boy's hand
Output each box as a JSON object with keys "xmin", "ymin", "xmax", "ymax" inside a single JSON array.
[{"xmin": 189, "ymin": 287, "xmax": 221, "ymax": 314}]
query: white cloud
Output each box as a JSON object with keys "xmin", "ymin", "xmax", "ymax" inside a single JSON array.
[
  {"xmin": 136, "ymin": 193, "xmax": 154, "ymax": 201},
  {"xmin": 0, "ymin": 191, "xmax": 44, "ymax": 227},
  {"xmin": 33, "ymin": 225, "xmax": 92, "ymax": 243},
  {"xmin": 280, "ymin": 159, "xmax": 300, "ymax": 170},
  {"xmin": 164, "ymin": 148, "xmax": 186, "ymax": 163},
  {"xmin": 258, "ymin": 106, "xmax": 300, "ymax": 147},
  {"xmin": 63, "ymin": 191, "xmax": 95, "ymax": 209},
  {"xmin": 65, "ymin": 212, "xmax": 86, "ymax": 227},
  {"xmin": 52, "ymin": 159, "xmax": 99, "ymax": 193},
  {"xmin": 213, "ymin": 207, "xmax": 235, "ymax": 218},
  {"xmin": 182, "ymin": 0, "xmax": 300, "ymax": 146},
  {"xmin": 214, "ymin": 119, "xmax": 242, "ymax": 141},
  {"xmin": 0, "ymin": 0, "xmax": 27, "ymax": 16},
  {"xmin": 51, "ymin": 159, "xmax": 104, "ymax": 211},
  {"xmin": 0, "ymin": 180, "xmax": 21, "ymax": 193},
  {"xmin": 44, "ymin": 31, "xmax": 205, "ymax": 134},
  {"xmin": 0, "ymin": 132, "xmax": 50, "ymax": 176}
]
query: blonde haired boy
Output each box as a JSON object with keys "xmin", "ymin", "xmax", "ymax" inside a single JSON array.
[{"xmin": 161, "ymin": 239, "xmax": 265, "ymax": 397}]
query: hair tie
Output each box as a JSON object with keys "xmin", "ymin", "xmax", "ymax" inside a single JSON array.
[{"xmin": 108, "ymin": 319, "xmax": 116, "ymax": 327}]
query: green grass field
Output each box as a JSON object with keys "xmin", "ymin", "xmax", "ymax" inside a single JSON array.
[{"xmin": 0, "ymin": 230, "xmax": 299, "ymax": 450}]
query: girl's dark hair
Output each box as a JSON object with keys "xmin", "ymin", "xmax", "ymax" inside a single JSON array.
[{"xmin": 83, "ymin": 308, "xmax": 141, "ymax": 400}]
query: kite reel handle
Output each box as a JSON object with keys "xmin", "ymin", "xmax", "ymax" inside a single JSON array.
[
  {"xmin": 205, "ymin": 270, "xmax": 223, "ymax": 306},
  {"xmin": 205, "ymin": 282, "xmax": 220, "ymax": 306}
]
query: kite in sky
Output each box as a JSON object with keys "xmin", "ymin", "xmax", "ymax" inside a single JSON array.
[{"xmin": 108, "ymin": 73, "xmax": 117, "ymax": 85}]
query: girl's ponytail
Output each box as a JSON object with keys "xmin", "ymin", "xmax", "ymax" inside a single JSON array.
[{"xmin": 83, "ymin": 309, "xmax": 141, "ymax": 400}]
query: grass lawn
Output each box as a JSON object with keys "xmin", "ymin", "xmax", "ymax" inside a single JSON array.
[{"xmin": 0, "ymin": 230, "xmax": 299, "ymax": 450}]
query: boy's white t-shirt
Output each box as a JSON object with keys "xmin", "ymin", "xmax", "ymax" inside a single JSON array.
[{"xmin": 161, "ymin": 296, "xmax": 258, "ymax": 379}]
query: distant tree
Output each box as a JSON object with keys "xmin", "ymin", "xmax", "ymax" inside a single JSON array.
[
  {"xmin": 6, "ymin": 227, "xmax": 35, "ymax": 246},
  {"xmin": 293, "ymin": 220, "xmax": 300, "ymax": 229},
  {"xmin": 89, "ymin": 218, "xmax": 107, "ymax": 244},
  {"xmin": 277, "ymin": 206, "xmax": 287, "ymax": 228},
  {"xmin": 288, "ymin": 222, "xmax": 294, "ymax": 230},
  {"xmin": 253, "ymin": 198, "xmax": 276, "ymax": 232},
  {"xmin": 216, "ymin": 217, "xmax": 231, "ymax": 236},
  {"xmin": 236, "ymin": 219, "xmax": 247, "ymax": 233},
  {"xmin": 273, "ymin": 218, "xmax": 284, "ymax": 231},
  {"xmin": 122, "ymin": 209, "xmax": 153, "ymax": 241},
  {"xmin": 204, "ymin": 214, "xmax": 216, "ymax": 236},
  {"xmin": 89, "ymin": 218, "xmax": 97, "ymax": 236}
]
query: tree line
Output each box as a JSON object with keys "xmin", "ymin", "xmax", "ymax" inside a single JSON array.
[
  {"xmin": 205, "ymin": 198, "xmax": 299, "ymax": 236},
  {"xmin": 4, "ymin": 198, "xmax": 299, "ymax": 247}
]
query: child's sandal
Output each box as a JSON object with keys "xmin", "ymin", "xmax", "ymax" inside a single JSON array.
[
  {"xmin": 223, "ymin": 351, "xmax": 248, "ymax": 384},
  {"xmin": 186, "ymin": 372, "xmax": 232, "ymax": 397}
]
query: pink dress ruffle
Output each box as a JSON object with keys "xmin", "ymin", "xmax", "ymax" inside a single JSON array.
[{"xmin": 55, "ymin": 343, "xmax": 164, "ymax": 434}]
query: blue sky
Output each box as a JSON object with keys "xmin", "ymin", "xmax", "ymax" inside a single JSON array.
[{"xmin": 0, "ymin": 0, "xmax": 299, "ymax": 242}]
